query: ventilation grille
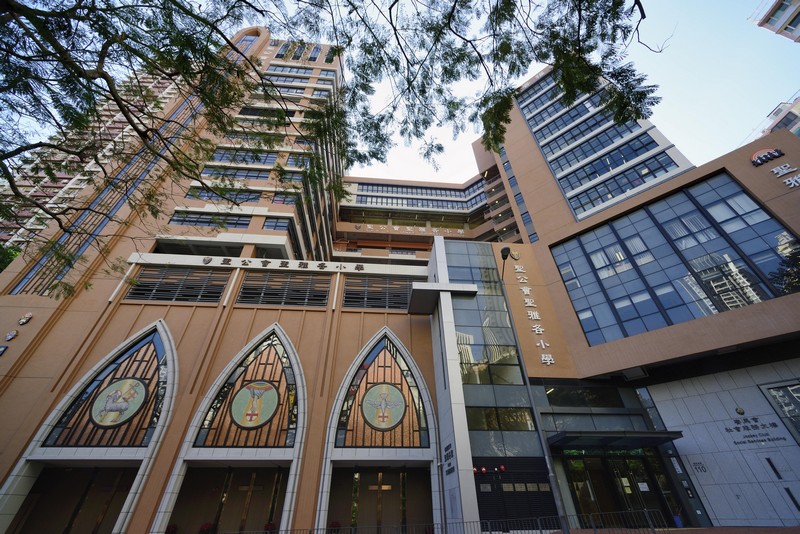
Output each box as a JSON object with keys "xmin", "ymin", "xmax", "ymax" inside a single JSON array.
[
  {"xmin": 342, "ymin": 275, "xmax": 415, "ymax": 310},
  {"xmin": 125, "ymin": 267, "xmax": 229, "ymax": 302},
  {"xmin": 237, "ymin": 271, "xmax": 330, "ymax": 306}
]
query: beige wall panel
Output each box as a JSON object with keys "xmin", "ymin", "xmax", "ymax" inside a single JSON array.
[
  {"xmin": 495, "ymin": 244, "xmax": 577, "ymax": 378},
  {"xmin": 471, "ymin": 137, "xmax": 496, "ymax": 172},
  {"xmin": 0, "ymin": 377, "xmax": 53, "ymax": 479},
  {"xmin": 502, "ymin": 105, "xmax": 573, "ymax": 238}
]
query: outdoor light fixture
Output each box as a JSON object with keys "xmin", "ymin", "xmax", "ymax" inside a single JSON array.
[{"xmin": 500, "ymin": 246, "xmax": 510, "ymax": 279}]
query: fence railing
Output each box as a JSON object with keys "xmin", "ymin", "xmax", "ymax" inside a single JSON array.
[{"xmin": 216, "ymin": 509, "xmax": 670, "ymax": 534}]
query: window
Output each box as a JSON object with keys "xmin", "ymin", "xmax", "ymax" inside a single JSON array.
[
  {"xmin": 568, "ymin": 152, "xmax": 678, "ymax": 215},
  {"xmin": 540, "ymin": 111, "xmax": 615, "ymax": 157},
  {"xmin": 43, "ymin": 330, "xmax": 168, "ymax": 447},
  {"xmin": 519, "ymin": 86, "xmax": 562, "ymax": 117},
  {"xmin": 186, "ymin": 188, "xmax": 261, "ymax": 203},
  {"xmin": 266, "ymin": 65, "xmax": 313, "ymax": 75},
  {"xmin": 272, "ymin": 86, "xmax": 305, "ymax": 95},
  {"xmin": 278, "ymin": 171, "xmax": 305, "ymax": 183},
  {"xmin": 201, "ymin": 167, "xmax": 271, "ymax": 180},
  {"xmin": 263, "ymin": 217, "xmax": 291, "ymax": 231},
  {"xmin": 125, "ymin": 267, "xmax": 229, "ymax": 303},
  {"xmin": 195, "ymin": 332, "xmax": 297, "ymax": 447},
  {"xmin": 308, "ymin": 45, "xmax": 321, "ymax": 62},
  {"xmin": 263, "ymin": 75, "xmax": 310, "ymax": 85},
  {"xmin": 210, "ymin": 149, "xmax": 278, "ymax": 165},
  {"xmin": 534, "ymin": 92, "xmax": 606, "ymax": 142},
  {"xmin": 552, "ymin": 173, "xmax": 797, "ymax": 346},
  {"xmin": 272, "ymin": 193, "xmax": 297, "ymax": 205},
  {"xmin": 275, "ymin": 42, "xmax": 289, "ymax": 58},
  {"xmin": 786, "ymin": 11, "xmax": 800, "ymax": 31},
  {"xmin": 765, "ymin": 382, "xmax": 800, "ymax": 445},
  {"xmin": 549, "ymin": 121, "xmax": 643, "ymax": 174},
  {"xmin": 516, "ymin": 73, "xmax": 554, "ymax": 106},
  {"xmin": 767, "ymin": 0, "xmax": 792, "ymax": 25},
  {"xmin": 771, "ymin": 112, "xmax": 798, "ymax": 133},
  {"xmin": 239, "ymin": 107, "xmax": 297, "ymax": 119},
  {"xmin": 353, "ymin": 194, "xmax": 486, "ymax": 212},
  {"xmin": 558, "ymin": 133, "xmax": 660, "ymax": 192},
  {"xmin": 291, "ymin": 43, "xmax": 306, "ymax": 60},
  {"xmin": 545, "ymin": 385, "xmax": 624, "ymax": 407},
  {"xmin": 236, "ymin": 271, "xmax": 330, "ymax": 306},
  {"xmin": 286, "ymin": 154, "xmax": 309, "ymax": 167},
  {"xmin": 169, "ymin": 212, "xmax": 251, "ymax": 228},
  {"xmin": 466, "ymin": 407, "xmax": 535, "ymax": 431},
  {"xmin": 342, "ymin": 275, "xmax": 416, "ymax": 309},
  {"xmin": 334, "ymin": 337, "xmax": 429, "ymax": 447}
]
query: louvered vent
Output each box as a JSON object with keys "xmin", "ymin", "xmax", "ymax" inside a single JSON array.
[
  {"xmin": 342, "ymin": 275, "xmax": 415, "ymax": 310},
  {"xmin": 237, "ymin": 271, "xmax": 330, "ymax": 306},
  {"xmin": 125, "ymin": 267, "xmax": 229, "ymax": 302}
]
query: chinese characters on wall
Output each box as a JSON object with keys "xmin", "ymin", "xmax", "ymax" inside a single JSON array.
[
  {"xmin": 723, "ymin": 415, "xmax": 789, "ymax": 447},
  {"xmin": 510, "ymin": 258, "xmax": 555, "ymax": 366},
  {"xmin": 753, "ymin": 147, "xmax": 800, "ymax": 189},
  {"xmin": 353, "ymin": 224, "xmax": 465, "ymax": 236},
  {"xmin": 771, "ymin": 161, "xmax": 800, "ymax": 189},
  {"xmin": 201, "ymin": 257, "xmax": 365, "ymax": 272}
]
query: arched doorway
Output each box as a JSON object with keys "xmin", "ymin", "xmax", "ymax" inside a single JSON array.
[
  {"xmin": 318, "ymin": 328, "xmax": 440, "ymax": 530},
  {"xmin": 0, "ymin": 321, "xmax": 178, "ymax": 533},
  {"xmin": 153, "ymin": 324, "xmax": 307, "ymax": 533}
]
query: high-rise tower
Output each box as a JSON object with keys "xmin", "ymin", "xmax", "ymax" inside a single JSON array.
[{"xmin": 508, "ymin": 67, "xmax": 692, "ymax": 223}]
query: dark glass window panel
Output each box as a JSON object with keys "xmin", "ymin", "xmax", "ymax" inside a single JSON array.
[
  {"xmin": 545, "ymin": 386, "xmax": 625, "ymax": 408},
  {"xmin": 497, "ymin": 408, "xmax": 535, "ymax": 431},
  {"xmin": 466, "ymin": 407, "xmax": 500, "ymax": 430},
  {"xmin": 489, "ymin": 365, "xmax": 524, "ymax": 385},
  {"xmin": 461, "ymin": 364, "xmax": 492, "ymax": 385}
]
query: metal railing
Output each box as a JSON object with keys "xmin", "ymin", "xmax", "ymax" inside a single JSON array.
[{"xmin": 216, "ymin": 509, "xmax": 670, "ymax": 534}]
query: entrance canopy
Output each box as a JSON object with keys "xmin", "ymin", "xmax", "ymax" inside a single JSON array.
[{"xmin": 548, "ymin": 430, "xmax": 683, "ymax": 450}]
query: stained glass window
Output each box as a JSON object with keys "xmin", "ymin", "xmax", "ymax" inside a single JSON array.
[
  {"xmin": 44, "ymin": 331, "xmax": 167, "ymax": 447},
  {"xmin": 335, "ymin": 337, "xmax": 429, "ymax": 448},
  {"xmin": 195, "ymin": 333, "xmax": 297, "ymax": 447}
]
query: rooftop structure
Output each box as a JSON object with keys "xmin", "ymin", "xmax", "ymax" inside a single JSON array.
[{"xmin": 755, "ymin": 0, "xmax": 800, "ymax": 42}]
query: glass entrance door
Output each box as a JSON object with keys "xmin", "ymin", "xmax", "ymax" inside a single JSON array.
[
  {"xmin": 565, "ymin": 453, "xmax": 678, "ymax": 527},
  {"xmin": 607, "ymin": 458, "xmax": 663, "ymax": 513},
  {"xmin": 566, "ymin": 458, "xmax": 618, "ymax": 515}
]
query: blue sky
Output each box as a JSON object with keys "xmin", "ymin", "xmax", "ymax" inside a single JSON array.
[{"xmin": 351, "ymin": 0, "xmax": 800, "ymax": 182}]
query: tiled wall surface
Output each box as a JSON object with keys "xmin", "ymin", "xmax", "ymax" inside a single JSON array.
[{"xmin": 649, "ymin": 359, "xmax": 800, "ymax": 527}]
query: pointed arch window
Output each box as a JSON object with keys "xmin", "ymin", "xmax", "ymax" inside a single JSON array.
[
  {"xmin": 195, "ymin": 333, "xmax": 297, "ymax": 447},
  {"xmin": 43, "ymin": 331, "xmax": 168, "ymax": 448},
  {"xmin": 335, "ymin": 337, "xmax": 429, "ymax": 448},
  {"xmin": 276, "ymin": 42, "xmax": 289, "ymax": 58}
]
